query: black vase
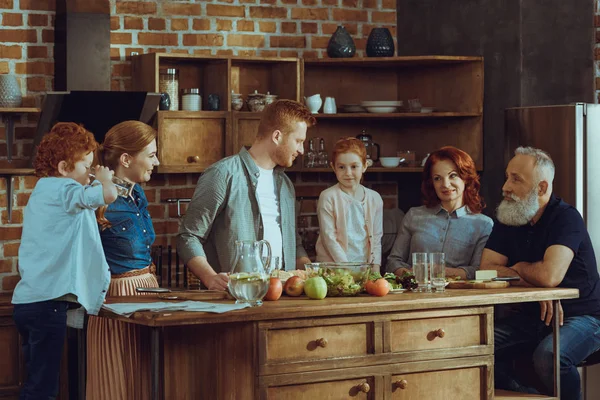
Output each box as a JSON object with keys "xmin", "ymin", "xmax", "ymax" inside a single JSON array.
[
  {"xmin": 327, "ymin": 26, "xmax": 356, "ymax": 58},
  {"xmin": 159, "ymin": 92, "xmax": 171, "ymax": 110},
  {"xmin": 366, "ymin": 28, "xmax": 395, "ymax": 57}
]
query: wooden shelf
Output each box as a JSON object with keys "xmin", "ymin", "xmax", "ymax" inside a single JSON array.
[
  {"xmin": 0, "ymin": 107, "xmax": 40, "ymax": 113},
  {"xmin": 0, "ymin": 168, "xmax": 34, "ymax": 175},
  {"xmin": 303, "ymin": 55, "xmax": 483, "ymax": 67},
  {"xmin": 316, "ymin": 112, "xmax": 481, "ymax": 119},
  {"xmin": 286, "ymin": 167, "xmax": 424, "ymax": 173}
]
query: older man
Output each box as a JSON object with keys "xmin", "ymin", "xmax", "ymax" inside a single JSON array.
[
  {"xmin": 480, "ymin": 146, "xmax": 600, "ymax": 399},
  {"xmin": 178, "ymin": 100, "xmax": 315, "ymax": 290}
]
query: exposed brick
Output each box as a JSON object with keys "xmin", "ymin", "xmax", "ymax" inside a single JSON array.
[
  {"xmin": 192, "ymin": 19, "xmax": 211, "ymax": 31},
  {"xmin": 258, "ymin": 21, "xmax": 276, "ymax": 33},
  {"xmin": 26, "ymin": 77, "xmax": 46, "ymax": 91},
  {"xmin": 148, "ymin": 204, "xmax": 166, "ymax": 219},
  {"xmin": 122, "ymin": 79, "xmax": 132, "ymax": 91},
  {"xmin": 271, "ymin": 36, "xmax": 305, "ymax": 48},
  {"xmin": 42, "ymin": 29, "xmax": 54, "ymax": 43},
  {"xmin": 183, "ymin": 34, "xmax": 224, "ymax": 47},
  {"xmin": 216, "ymin": 49, "xmax": 233, "ymax": 56},
  {"xmin": 0, "ymin": 44, "xmax": 21, "ymax": 59},
  {"xmin": 237, "ymin": 20, "xmax": 255, "ymax": 32},
  {"xmin": 311, "ymin": 36, "xmax": 330, "ymax": 49},
  {"xmin": 147, "ymin": 47, "xmax": 166, "ymax": 53},
  {"xmin": 110, "ymin": 47, "xmax": 120, "ymax": 60},
  {"xmin": 16, "ymin": 192, "xmax": 30, "ymax": 207},
  {"xmin": 171, "ymin": 19, "xmax": 188, "ymax": 31},
  {"xmin": 1, "ymin": 208, "xmax": 22, "ymax": 224},
  {"xmin": 0, "ymin": 227, "xmax": 22, "ymax": 240},
  {"xmin": 167, "ymin": 203, "xmax": 187, "ymax": 219},
  {"xmin": 23, "ymin": 175, "xmax": 38, "ymax": 189},
  {"xmin": 138, "ymin": 33, "xmax": 177, "ymax": 46},
  {"xmin": 281, "ymin": 0, "xmax": 297, "ymax": 3},
  {"xmin": 153, "ymin": 220, "xmax": 182, "ymax": 235},
  {"xmin": 2, "ymin": 275, "xmax": 21, "ymax": 291},
  {"xmin": 0, "ymin": 0, "xmax": 13, "ymax": 9},
  {"xmin": 15, "ymin": 126, "xmax": 35, "ymax": 140},
  {"xmin": 227, "ymin": 34, "xmax": 264, "ymax": 47},
  {"xmin": 341, "ymin": 0, "xmax": 358, "ymax": 6},
  {"xmin": 240, "ymin": 0, "xmax": 258, "ymax": 3},
  {"xmin": 382, "ymin": 0, "xmax": 396, "ymax": 9},
  {"xmin": 159, "ymin": 188, "xmax": 196, "ymax": 201},
  {"xmin": 112, "ymin": 63, "xmax": 131, "ymax": 77},
  {"xmin": 3, "ymin": 242, "xmax": 20, "ymax": 257},
  {"xmin": 125, "ymin": 47, "xmax": 143, "ymax": 59},
  {"xmin": 28, "ymin": 13, "xmax": 48, "ymax": 26},
  {"xmin": 111, "ymin": 16, "xmax": 120, "ymax": 30},
  {"xmin": 250, "ymin": 6, "xmax": 287, "ymax": 19},
  {"xmin": 301, "ymin": 22, "xmax": 317, "ymax": 34},
  {"xmin": 302, "ymin": 50, "xmax": 319, "ymax": 58},
  {"xmin": 0, "ymin": 62, "xmax": 8, "ymax": 74},
  {"xmin": 323, "ymin": 23, "xmax": 357, "ymax": 35},
  {"xmin": 116, "ymin": 1, "xmax": 156, "ymax": 15},
  {"xmin": 3, "ymin": 13, "xmax": 22, "ymax": 26},
  {"xmin": 281, "ymin": 22, "xmax": 296, "ymax": 34},
  {"xmin": 322, "ymin": 0, "xmax": 338, "ymax": 4},
  {"xmin": 372, "ymin": 11, "xmax": 396, "ymax": 24},
  {"xmin": 291, "ymin": 8, "xmax": 328, "ymax": 20},
  {"xmin": 299, "ymin": 199, "xmax": 317, "ymax": 213},
  {"xmin": 161, "ymin": 2, "xmax": 201, "ymax": 16},
  {"xmin": 166, "ymin": 174, "xmax": 189, "ymax": 186},
  {"xmin": 260, "ymin": 0, "xmax": 276, "ymax": 4},
  {"xmin": 111, "ymin": 79, "xmax": 120, "ymax": 91},
  {"xmin": 236, "ymin": 49, "xmax": 257, "ymax": 57},
  {"xmin": 280, "ymin": 50, "xmax": 299, "ymax": 57},
  {"xmin": 206, "ymin": 4, "xmax": 245, "ymax": 17},
  {"xmin": 363, "ymin": 0, "xmax": 377, "ymax": 7},
  {"xmin": 15, "ymin": 61, "xmax": 53, "ymax": 75},
  {"xmin": 0, "ymin": 29, "xmax": 37, "ymax": 43},
  {"xmin": 148, "ymin": 17, "xmax": 166, "ymax": 31},
  {"xmin": 27, "ymin": 45, "xmax": 47, "ymax": 58},
  {"xmin": 302, "ymin": 0, "xmax": 317, "ymax": 5},
  {"xmin": 193, "ymin": 49, "xmax": 212, "ymax": 56},
  {"xmin": 19, "ymin": 0, "xmax": 54, "ymax": 11},
  {"xmin": 332, "ymin": 9, "xmax": 368, "ymax": 21},
  {"xmin": 111, "ymin": 32, "xmax": 132, "ymax": 45},
  {"xmin": 124, "ymin": 16, "xmax": 144, "ymax": 30},
  {"xmin": 216, "ymin": 19, "xmax": 233, "ymax": 31}
]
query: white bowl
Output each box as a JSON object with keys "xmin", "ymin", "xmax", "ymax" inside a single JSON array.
[
  {"xmin": 365, "ymin": 106, "xmax": 397, "ymax": 113},
  {"xmin": 379, "ymin": 157, "xmax": 401, "ymax": 168}
]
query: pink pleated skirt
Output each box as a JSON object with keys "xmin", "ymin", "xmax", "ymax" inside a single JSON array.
[{"xmin": 86, "ymin": 268, "xmax": 158, "ymax": 400}]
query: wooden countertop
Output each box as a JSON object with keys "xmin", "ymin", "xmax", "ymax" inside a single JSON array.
[{"xmin": 100, "ymin": 287, "xmax": 578, "ymax": 327}]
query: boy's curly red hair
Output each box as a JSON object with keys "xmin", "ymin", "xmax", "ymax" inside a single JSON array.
[{"xmin": 34, "ymin": 122, "xmax": 98, "ymax": 177}]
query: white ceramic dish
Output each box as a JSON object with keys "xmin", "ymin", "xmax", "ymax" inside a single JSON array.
[
  {"xmin": 360, "ymin": 100, "xmax": 403, "ymax": 107},
  {"xmin": 420, "ymin": 107, "xmax": 434, "ymax": 113},
  {"xmin": 365, "ymin": 106, "xmax": 398, "ymax": 113},
  {"xmin": 379, "ymin": 157, "xmax": 401, "ymax": 168},
  {"xmin": 390, "ymin": 288, "xmax": 407, "ymax": 293}
]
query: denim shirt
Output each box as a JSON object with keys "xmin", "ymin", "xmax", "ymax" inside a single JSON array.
[{"xmin": 100, "ymin": 184, "xmax": 155, "ymax": 275}]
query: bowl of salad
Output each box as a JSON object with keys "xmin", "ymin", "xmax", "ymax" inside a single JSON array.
[{"xmin": 304, "ymin": 262, "xmax": 372, "ymax": 296}]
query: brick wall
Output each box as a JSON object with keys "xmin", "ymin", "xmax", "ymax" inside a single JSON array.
[{"xmin": 0, "ymin": 0, "xmax": 397, "ymax": 292}]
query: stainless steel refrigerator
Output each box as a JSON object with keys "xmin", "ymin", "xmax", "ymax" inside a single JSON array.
[{"xmin": 505, "ymin": 103, "xmax": 600, "ymax": 399}]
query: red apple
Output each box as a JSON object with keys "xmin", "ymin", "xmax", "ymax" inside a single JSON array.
[
  {"xmin": 284, "ymin": 276, "xmax": 305, "ymax": 297},
  {"xmin": 264, "ymin": 277, "xmax": 282, "ymax": 301}
]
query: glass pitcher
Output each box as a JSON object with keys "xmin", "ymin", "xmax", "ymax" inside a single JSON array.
[{"xmin": 228, "ymin": 240, "xmax": 272, "ymax": 307}]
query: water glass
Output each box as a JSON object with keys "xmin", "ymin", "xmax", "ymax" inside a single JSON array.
[
  {"xmin": 429, "ymin": 252, "xmax": 446, "ymax": 292},
  {"xmin": 412, "ymin": 252, "xmax": 430, "ymax": 292},
  {"xmin": 89, "ymin": 167, "xmax": 134, "ymax": 198}
]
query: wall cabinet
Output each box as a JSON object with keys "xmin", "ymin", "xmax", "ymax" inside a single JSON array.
[{"xmin": 132, "ymin": 54, "xmax": 483, "ymax": 173}]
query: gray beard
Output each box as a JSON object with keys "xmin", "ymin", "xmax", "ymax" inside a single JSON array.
[{"xmin": 496, "ymin": 190, "xmax": 540, "ymax": 226}]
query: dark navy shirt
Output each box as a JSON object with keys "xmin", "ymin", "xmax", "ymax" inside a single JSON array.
[
  {"xmin": 486, "ymin": 195, "xmax": 600, "ymax": 318},
  {"xmin": 99, "ymin": 184, "xmax": 155, "ymax": 275}
]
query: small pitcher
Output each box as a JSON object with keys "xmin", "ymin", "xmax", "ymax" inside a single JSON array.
[
  {"xmin": 304, "ymin": 94, "xmax": 322, "ymax": 114},
  {"xmin": 228, "ymin": 240, "xmax": 272, "ymax": 307},
  {"xmin": 323, "ymin": 97, "xmax": 337, "ymax": 114}
]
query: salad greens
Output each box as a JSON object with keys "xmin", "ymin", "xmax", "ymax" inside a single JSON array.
[
  {"xmin": 316, "ymin": 267, "xmax": 368, "ymax": 296},
  {"xmin": 369, "ymin": 271, "xmax": 419, "ymax": 290}
]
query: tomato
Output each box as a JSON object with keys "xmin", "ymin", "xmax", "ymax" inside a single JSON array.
[
  {"xmin": 366, "ymin": 278, "xmax": 390, "ymax": 297},
  {"xmin": 264, "ymin": 277, "xmax": 282, "ymax": 301},
  {"xmin": 283, "ymin": 276, "xmax": 304, "ymax": 297}
]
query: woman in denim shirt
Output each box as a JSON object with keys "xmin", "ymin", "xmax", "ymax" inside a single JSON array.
[
  {"xmin": 387, "ymin": 146, "xmax": 493, "ymax": 280},
  {"xmin": 86, "ymin": 121, "xmax": 160, "ymax": 400}
]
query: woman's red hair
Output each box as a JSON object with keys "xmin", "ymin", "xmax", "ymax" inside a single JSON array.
[{"xmin": 421, "ymin": 146, "xmax": 485, "ymax": 213}]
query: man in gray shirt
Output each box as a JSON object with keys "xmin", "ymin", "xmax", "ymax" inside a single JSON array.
[{"xmin": 177, "ymin": 100, "xmax": 315, "ymax": 290}]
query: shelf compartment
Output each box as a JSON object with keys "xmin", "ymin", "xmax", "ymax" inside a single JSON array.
[{"xmin": 230, "ymin": 57, "xmax": 300, "ymax": 104}]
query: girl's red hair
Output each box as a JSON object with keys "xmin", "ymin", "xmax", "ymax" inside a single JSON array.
[
  {"xmin": 331, "ymin": 137, "xmax": 367, "ymax": 166},
  {"xmin": 421, "ymin": 146, "xmax": 485, "ymax": 213}
]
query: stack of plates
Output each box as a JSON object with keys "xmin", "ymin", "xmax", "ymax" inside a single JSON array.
[
  {"xmin": 360, "ymin": 101, "xmax": 403, "ymax": 113},
  {"xmin": 341, "ymin": 104, "xmax": 367, "ymax": 113}
]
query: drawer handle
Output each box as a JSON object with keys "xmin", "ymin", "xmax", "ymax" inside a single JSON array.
[
  {"xmin": 394, "ymin": 379, "xmax": 408, "ymax": 390},
  {"xmin": 357, "ymin": 382, "xmax": 370, "ymax": 393},
  {"xmin": 434, "ymin": 328, "xmax": 446, "ymax": 338},
  {"xmin": 316, "ymin": 338, "xmax": 328, "ymax": 348},
  {"xmin": 187, "ymin": 155, "xmax": 200, "ymax": 163}
]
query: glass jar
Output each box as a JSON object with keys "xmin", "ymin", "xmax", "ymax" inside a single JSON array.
[
  {"xmin": 159, "ymin": 68, "xmax": 179, "ymax": 111},
  {"xmin": 181, "ymin": 88, "xmax": 202, "ymax": 111}
]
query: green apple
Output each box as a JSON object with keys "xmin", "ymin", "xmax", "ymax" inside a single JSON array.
[{"xmin": 304, "ymin": 277, "xmax": 327, "ymax": 300}]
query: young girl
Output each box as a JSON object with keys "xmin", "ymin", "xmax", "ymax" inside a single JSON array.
[
  {"xmin": 12, "ymin": 122, "xmax": 117, "ymax": 399},
  {"xmin": 315, "ymin": 137, "xmax": 384, "ymax": 264}
]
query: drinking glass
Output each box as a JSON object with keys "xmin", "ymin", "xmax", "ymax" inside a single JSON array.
[
  {"xmin": 412, "ymin": 252, "xmax": 430, "ymax": 292},
  {"xmin": 429, "ymin": 252, "xmax": 446, "ymax": 292},
  {"xmin": 89, "ymin": 167, "xmax": 135, "ymax": 198}
]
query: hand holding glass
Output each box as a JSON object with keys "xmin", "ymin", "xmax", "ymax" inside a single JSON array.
[
  {"xmin": 429, "ymin": 252, "xmax": 446, "ymax": 292},
  {"xmin": 89, "ymin": 166, "xmax": 134, "ymax": 198}
]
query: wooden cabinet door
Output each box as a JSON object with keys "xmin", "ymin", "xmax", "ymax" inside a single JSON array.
[
  {"xmin": 265, "ymin": 377, "xmax": 375, "ymax": 400},
  {"xmin": 0, "ymin": 314, "xmax": 22, "ymax": 399},
  {"xmin": 156, "ymin": 111, "xmax": 230, "ymax": 173},
  {"xmin": 390, "ymin": 367, "xmax": 482, "ymax": 400}
]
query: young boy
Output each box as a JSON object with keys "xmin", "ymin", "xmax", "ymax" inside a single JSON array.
[{"xmin": 12, "ymin": 122, "xmax": 118, "ymax": 399}]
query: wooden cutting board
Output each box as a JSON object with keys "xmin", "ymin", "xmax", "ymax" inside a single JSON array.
[
  {"xmin": 446, "ymin": 280, "xmax": 510, "ymax": 289},
  {"xmin": 156, "ymin": 290, "xmax": 233, "ymax": 301}
]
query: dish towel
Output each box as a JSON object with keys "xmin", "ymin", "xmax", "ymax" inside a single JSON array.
[{"xmin": 102, "ymin": 301, "xmax": 250, "ymax": 317}]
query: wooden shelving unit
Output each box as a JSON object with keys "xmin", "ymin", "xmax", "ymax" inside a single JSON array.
[{"xmin": 131, "ymin": 54, "xmax": 483, "ymax": 173}]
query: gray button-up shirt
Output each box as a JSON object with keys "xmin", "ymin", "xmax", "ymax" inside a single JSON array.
[
  {"xmin": 177, "ymin": 148, "xmax": 307, "ymax": 273},
  {"xmin": 386, "ymin": 205, "xmax": 493, "ymax": 279}
]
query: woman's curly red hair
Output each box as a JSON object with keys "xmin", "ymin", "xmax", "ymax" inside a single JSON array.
[
  {"xmin": 421, "ymin": 146, "xmax": 485, "ymax": 213},
  {"xmin": 33, "ymin": 122, "xmax": 97, "ymax": 177}
]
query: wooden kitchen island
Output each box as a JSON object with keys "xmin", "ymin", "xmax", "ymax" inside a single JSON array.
[{"xmin": 101, "ymin": 288, "xmax": 578, "ymax": 400}]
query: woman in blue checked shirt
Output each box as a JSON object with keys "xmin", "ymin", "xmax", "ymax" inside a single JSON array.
[
  {"xmin": 86, "ymin": 121, "xmax": 160, "ymax": 400},
  {"xmin": 386, "ymin": 146, "xmax": 493, "ymax": 280}
]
